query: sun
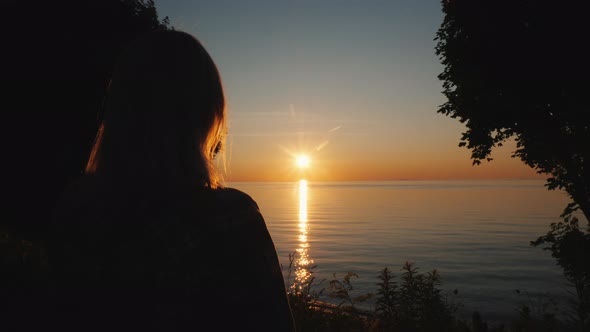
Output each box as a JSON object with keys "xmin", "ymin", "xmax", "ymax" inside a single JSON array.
[{"xmin": 296, "ymin": 155, "xmax": 311, "ymax": 168}]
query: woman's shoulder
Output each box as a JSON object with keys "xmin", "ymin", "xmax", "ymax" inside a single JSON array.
[
  {"xmin": 53, "ymin": 178, "xmax": 265, "ymax": 227},
  {"xmin": 204, "ymin": 187, "xmax": 265, "ymax": 227},
  {"xmin": 210, "ymin": 187, "xmax": 260, "ymax": 210}
]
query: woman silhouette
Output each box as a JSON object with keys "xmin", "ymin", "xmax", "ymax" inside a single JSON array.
[{"xmin": 50, "ymin": 30, "xmax": 295, "ymax": 331}]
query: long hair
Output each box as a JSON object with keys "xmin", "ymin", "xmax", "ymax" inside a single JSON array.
[{"xmin": 85, "ymin": 30, "xmax": 226, "ymax": 188}]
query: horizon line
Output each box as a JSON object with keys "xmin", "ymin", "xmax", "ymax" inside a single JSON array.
[{"xmin": 223, "ymin": 177, "xmax": 547, "ymax": 183}]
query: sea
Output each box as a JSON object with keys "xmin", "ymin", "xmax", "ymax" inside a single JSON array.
[{"xmin": 228, "ymin": 180, "xmax": 580, "ymax": 324}]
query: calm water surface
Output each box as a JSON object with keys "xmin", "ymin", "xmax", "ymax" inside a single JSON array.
[{"xmin": 229, "ymin": 180, "xmax": 576, "ymax": 322}]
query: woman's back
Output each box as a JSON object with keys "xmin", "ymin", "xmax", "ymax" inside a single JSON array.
[
  {"xmin": 51, "ymin": 176, "xmax": 294, "ymax": 331},
  {"xmin": 49, "ymin": 30, "xmax": 294, "ymax": 331}
]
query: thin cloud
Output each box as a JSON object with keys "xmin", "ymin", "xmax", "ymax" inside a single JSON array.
[
  {"xmin": 231, "ymin": 111, "xmax": 291, "ymax": 118},
  {"xmin": 315, "ymin": 140, "xmax": 330, "ymax": 151}
]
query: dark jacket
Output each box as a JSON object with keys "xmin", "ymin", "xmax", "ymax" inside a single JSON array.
[{"xmin": 49, "ymin": 176, "xmax": 295, "ymax": 331}]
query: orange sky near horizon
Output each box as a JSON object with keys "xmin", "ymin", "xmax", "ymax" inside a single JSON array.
[
  {"xmin": 158, "ymin": 2, "xmax": 547, "ymax": 183},
  {"xmin": 221, "ymin": 138, "xmax": 544, "ymax": 182}
]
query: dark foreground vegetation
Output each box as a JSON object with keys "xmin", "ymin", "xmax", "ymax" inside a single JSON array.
[
  {"xmin": 284, "ymin": 251, "xmax": 586, "ymax": 332},
  {"xmin": 283, "ymin": 217, "xmax": 590, "ymax": 332},
  {"xmin": 2, "ymin": 223, "xmax": 588, "ymax": 332}
]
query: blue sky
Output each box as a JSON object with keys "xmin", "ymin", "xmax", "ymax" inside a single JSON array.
[{"xmin": 154, "ymin": 0, "xmax": 539, "ymax": 181}]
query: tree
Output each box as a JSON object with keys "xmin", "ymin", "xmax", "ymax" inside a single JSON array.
[
  {"xmin": 1, "ymin": 0, "xmax": 170, "ymax": 240},
  {"xmin": 435, "ymin": 0, "xmax": 590, "ymax": 222}
]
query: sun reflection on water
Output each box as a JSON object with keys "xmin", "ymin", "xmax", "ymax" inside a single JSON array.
[{"xmin": 295, "ymin": 179, "xmax": 313, "ymax": 287}]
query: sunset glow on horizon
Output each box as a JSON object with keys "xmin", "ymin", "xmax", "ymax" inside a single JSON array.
[{"xmin": 159, "ymin": 1, "xmax": 546, "ymax": 183}]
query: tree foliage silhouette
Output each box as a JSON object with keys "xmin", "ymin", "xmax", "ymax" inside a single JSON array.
[
  {"xmin": 2, "ymin": 0, "xmax": 170, "ymax": 239},
  {"xmin": 435, "ymin": 0, "xmax": 590, "ymax": 221},
  {"xmin": 531, "ymin": 217, "xmax": 590, "ymax": 330}
]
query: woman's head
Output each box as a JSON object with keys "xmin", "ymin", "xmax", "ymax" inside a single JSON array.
[{"xmin": 86, "ymin": 30, "xmax": 226, "ymax": 188}]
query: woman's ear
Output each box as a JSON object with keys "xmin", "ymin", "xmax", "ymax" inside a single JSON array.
[{"xmin": 212, "ymin": 140, "xmax": 222, "ymax": 159}]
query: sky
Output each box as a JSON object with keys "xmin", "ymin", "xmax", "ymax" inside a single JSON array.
[{"xmin": 155, "ymin": 0, "xmax": 542, "ymax": 182}]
